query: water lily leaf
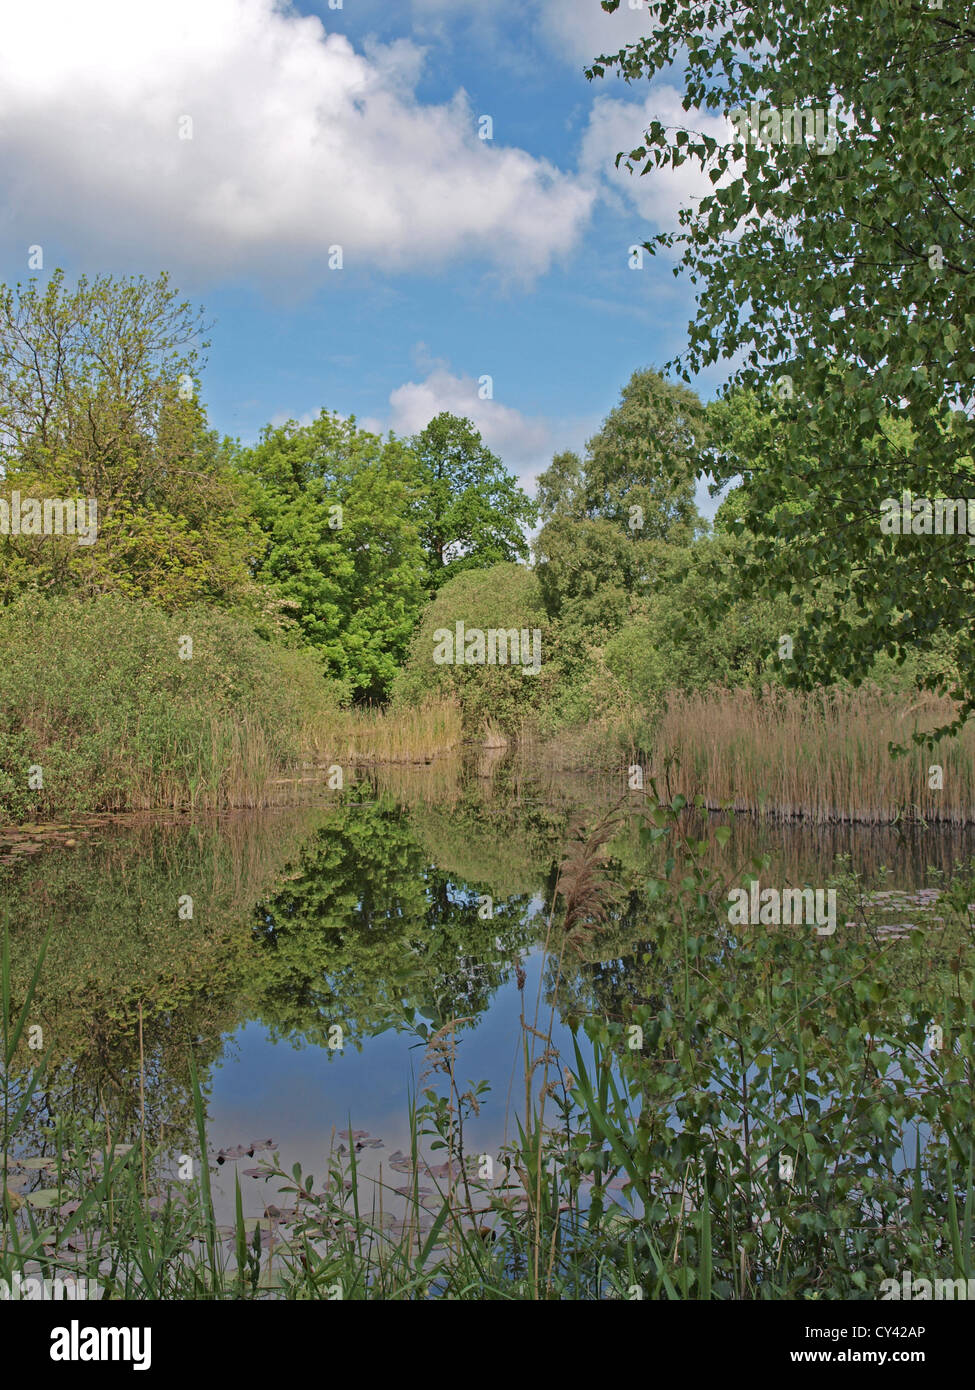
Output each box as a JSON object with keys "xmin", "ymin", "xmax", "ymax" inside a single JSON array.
[{"xmin": 25, "ymin": 1188, "xmax": 62, "ymax": 1208}]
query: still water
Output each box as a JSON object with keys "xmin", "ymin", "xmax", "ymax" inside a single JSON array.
[{"xmin": 5, "ymin": 756, "xmax": 973, "ymax": 1222}]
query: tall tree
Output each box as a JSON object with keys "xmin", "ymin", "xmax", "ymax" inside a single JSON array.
[
  {"xmin": 533, "ymin": 369, "xmax": 707, "ymax": 633},
  {"xmin": 235, "ymin": 411, "xmax": 426, "ymax": 701},
  {"xmin": 535, "ymin": 449, "xmax": 585, "ymax": 526},
  {"xmin": 582, "ymin": 368, "xmax": 706, "ymax": 542},
  {"xmin": 592, "ymin": 0, "xmax": 975, "ymax": 728},
  {"xmin": 407, "ymin": 412, "xmax": 537, "ymax": 592},
  {"xmin": 0, "ymin": 270, "xmax": 257, "ymax": 607}
]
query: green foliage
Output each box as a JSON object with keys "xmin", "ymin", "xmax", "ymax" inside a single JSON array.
[
  {"xmin": 235, "ymin": 411, "xmax": 426, "ymax": 700},
  {"xmin": 593, "ymin": 3, "xmax": 975, "ymax": 727},
  {"xmin": 535, "ymin": 516, "xmax": 652, "ymax": 629},
  {"xmin": 567, "ymin": 793, "xmax": 975, "ymax": 1298},
  {"xmin": 392, "ymin": 562, "xmax": 560, "ymax": 734},
  {"xmin": 248, "ymin": 795, "xmax": 538, "ymax": 1049},
  {"xmin": 534, "ymin": 370, "xmax": 707, "ymax": 630},
  {"xmin": 708, "ymin": 389, "xmax": 966, "ymax": 703},
  {"xmin": 406, "ymin": 412, "xmax": 537, "ymax": 593},
  {"xmin": 6, "ymin": 786, "xmax": 975, "ymax": 1299},
  {"xmin": 0, "ymin": 270, "xmax": 258, "ymax": 609},
  {"xmin": 535, "ymin": 449, "xmax": 585, "ymax": 526},
  {"xmin": 0, "ymin": 593, "xmax": 333, "ymax": 820},
  {"xmin": 529, "ymin": 370, "xmax": 714, "ymax": 726},
  {"xmin": 603, "ymin": 534, "xmax": 791, "ymax": 704},
  {"xmin": 581, "ymin": 368, "xmax": 706, "ymax": 541}
]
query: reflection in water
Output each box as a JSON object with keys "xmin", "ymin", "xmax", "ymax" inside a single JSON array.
[{"xmin": 3, "ymin": 755, "xmax": 973, "ymax": 1221}]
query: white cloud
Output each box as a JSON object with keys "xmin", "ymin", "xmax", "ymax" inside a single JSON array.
[
  {"xmin": 0, "ymin": 0, "xmax": 594, "ymax": 280},
  {"xmin": 268, "ymin": 409, "xmax": 318, "ymax": 430},
  {"xmin": 265, "ymin": 350, "xmax": 602, "ymax": 484},
  {"xmin": 579, "ymin": 86, "xmax": 735, "ymax": 234},
  {"xmin": 387, "ymin": 365, "xmax": 554, "ymax": 481},
  {"xmin": 537, "ymin": 0, "xmax": 651, "ymax": 68}
]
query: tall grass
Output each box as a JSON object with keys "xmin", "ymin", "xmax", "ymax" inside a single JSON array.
[
  {"xmin": 307, "ymin": 698, "xmax": 462, "ymax": 766},
  {"xmin": 0, "ymin": 594, "xmax": 339, "ymax": 822},
  {"xmin": 650, "ymin": 685, "xmax": 975, "ymax": 823}
]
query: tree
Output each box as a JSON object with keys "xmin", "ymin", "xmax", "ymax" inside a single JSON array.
[
  {"xmin": 0, "ymin": 270, "xmax": 257, "ymax": 608},
  {"xmin": 235, "ymin": 411, "xmax": 426, "ymax": 701},
  {"xmin": 705, "ymin": 384, "xmax": 971, "ymax": 711},
  {"xmin": 392, "ymin": 562, "xmax": 559, "ymax": 734},
  {"xmin": 535, "ymin": 450, "xmax": 585, "ymax": 526},
  {"xmin": 533, "ymin": 369, "xmax": 707, "ymax": 633},
  {"xmin": 603, "ymin": 532, "xmax": 792, "ymax": 705},
  {"xmin": 582, "ymin": 368, "xmax": 706, "ymax": 542},
  {"xmin": 592, "ymin": 1, "xmax": 975, "ymax": 729},
  {"xmin": 406, "ymin": 412, "xmax": 537, "ymax": 592}
]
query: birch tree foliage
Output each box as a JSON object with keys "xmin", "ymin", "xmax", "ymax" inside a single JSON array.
[{"xmin": 591, "ymin": 0, "xmax": 975, "ymax": 731}]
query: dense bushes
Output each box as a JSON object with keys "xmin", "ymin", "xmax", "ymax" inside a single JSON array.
[
  {"xmin": 391, "ymin": 563, "xmax": 560, "ymax": 736},
  {"xmin": 0, "ymin": 594, "xmax": 338, "ymax": 820}
]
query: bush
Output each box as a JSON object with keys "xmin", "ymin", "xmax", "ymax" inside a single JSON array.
[
  {"xmin": 0, "ymin": 594, "xmax": 337, "ymax": 821},
  {"xmin": 391, "ymin": 563, "xmax": 560, "ymax": 736}
]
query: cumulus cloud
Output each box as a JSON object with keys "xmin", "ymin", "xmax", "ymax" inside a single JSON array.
[
  {"xmin": 386, "ymin": 365, "xmax": 554, "ymax": 480},
  {"xmin": 578, "ymin": 86, "xmax": 737, "ymax": 234},
  {"xmin": 0, "ymin": 0, "xmax": 594, "ymax": 280},
  {"xmin": 536, "ymin": 0, "xmax": 651, "ymax": 68}
]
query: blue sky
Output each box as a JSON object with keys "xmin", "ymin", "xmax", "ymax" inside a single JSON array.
[{"xmin": 0, "ymin": 0, "xmax": 733, "ymax": 511}]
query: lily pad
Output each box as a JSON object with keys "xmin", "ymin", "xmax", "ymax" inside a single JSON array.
[
  {"xmin": 25, "ymin": 1188, "xmax": 62, "ymax": 1209},
  {"xmin": 242, "ymin": 1216, "xmax": 275, "ymax": 1232}
]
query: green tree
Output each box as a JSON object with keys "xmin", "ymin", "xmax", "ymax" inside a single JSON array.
[
  {"xmin": 533, "ymin": 370, "xmax": 707, "ymax": 639},
  {"xmin": 407, "ymin": 412, "xmax": 537, "ymax": 592},
  {"xmin": 235, "ymin": 411, "xmax": 426, "ymax": 701},
  {"xmin": 582, "ymin": 368, "xmax": 706, "ymax": 542},
  {"xmin": 603, "ymin": 533, "xmax": 791, "ymax": 705},
  {"xmin": 535, "ymin": 449, "xmax": 585, "ymax": 526},
  {"xmin": 392, "ymin": 562, "xmax": 559, "ymax": 734},
  {"xmin": 0, "ymin": 270, "xmax": 257, "ymax": 608},
  {"xmin": 593, "ymin": 1, "xmax": 975, "ymax": 727},
  {"xmin": 707, "ymin": 386, "xmax": 968, "ymax": 707}
]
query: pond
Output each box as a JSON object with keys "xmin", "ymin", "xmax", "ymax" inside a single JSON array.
[{"xmin": 4, "ymin": 755, "xmax": 974, "ymax": 1295}]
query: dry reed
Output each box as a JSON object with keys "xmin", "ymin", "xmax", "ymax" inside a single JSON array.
[
  {"xmin": 651, "ymin": 685, "xmax": 975, "ymax": 824},
  {"xmin": 306, "ymin": 698, "xmax": 462, "ymax": 766}
]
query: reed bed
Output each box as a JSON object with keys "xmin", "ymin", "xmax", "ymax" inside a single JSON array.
[
  {"xmin": 652, "ymin": 685, "xmax": 975, "ymax": 824},
  {"xmin": 0, "ymin": 593, "xmax": 338, "ymax": 822},
  {"xmin": 308, "ymin": 698, "xmax": 462, "ymax": 766}
]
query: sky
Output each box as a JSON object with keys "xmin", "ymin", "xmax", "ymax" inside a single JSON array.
[{"xmin": 0, "ymin": 0, "xmax": 733, "ymax": 513}]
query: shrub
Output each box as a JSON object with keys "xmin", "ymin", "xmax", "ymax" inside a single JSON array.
[
  {"xmin": 0, "ymin": 593, "xmax": 337, "ymax": 820},
  {"xmin": 391, "ymin": 563, "xmax": 560, "ymax": 736}
]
